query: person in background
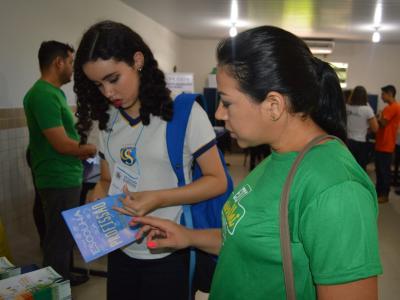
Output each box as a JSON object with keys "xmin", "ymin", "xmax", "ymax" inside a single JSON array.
[
  {"xmin": 132, "ymin": 25, "xmax": 382, "ymax": 300},
  {"xmin": 393, "ymin": 128, "xmax": 400, "ymax": 188},
  {"xmin": 375, "ymin": 84, "xmax": 400, "ymax": 203},
  {"xmin": 23, "ymin": 41, "xmax": 96, "ymax": 285},
  {"xmin": 73, "ymin": 21, "xmax": 227, "ymax": 300},
  {"xmin": 346, "ymin": 85, "xmax": 379, "ymax": 170},
  {"xmin": 343, "ymin": 89, "xmax": 352, "ymax": 104}
]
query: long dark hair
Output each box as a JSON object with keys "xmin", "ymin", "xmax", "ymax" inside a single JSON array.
[
  {"xmin": 74, "ymin": 20, "xmax": 173, "ymax": 144},
  {"xmin": 217, "ymin": 26, "xmax": 347, "ymax": 141},
  {"xmin": 349, "ymin": 86, "xmax": 368, "ymax": 106}
]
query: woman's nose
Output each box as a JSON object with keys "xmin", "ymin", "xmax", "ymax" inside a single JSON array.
[
  {"xmin": 215, "ymin": 102, "xmax": 227, "ymax": 121},
  {"xmin": 103, "ymin": 84, "xmax": 114, "ymax": 98}
]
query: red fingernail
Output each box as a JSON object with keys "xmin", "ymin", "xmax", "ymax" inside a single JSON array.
[{"xmin": 147, "ymin": 241, "xmax": 157, "ymax": 248}]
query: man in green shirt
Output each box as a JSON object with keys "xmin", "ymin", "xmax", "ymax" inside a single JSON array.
[{"xmin": 23, "ymin": 41, "xmax": 96, "ymax": 284}]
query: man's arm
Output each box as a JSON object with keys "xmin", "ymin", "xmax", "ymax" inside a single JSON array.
[
  {"xmin": 42, "ymin": 126, "xmax": 96, "ymax": 159},
  {"xmin": 378, "ymin": 115, "xmax": 388, "ymax": 127}
]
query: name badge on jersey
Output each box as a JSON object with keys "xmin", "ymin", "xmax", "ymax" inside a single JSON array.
[{"xmin": 108, "ymin": 163, "xmax": 140, "ymax": 195}]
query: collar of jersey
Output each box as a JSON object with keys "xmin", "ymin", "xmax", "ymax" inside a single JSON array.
[{"xmin": 119, "ymin": 108, "xmax": 142, "ymax": 127}]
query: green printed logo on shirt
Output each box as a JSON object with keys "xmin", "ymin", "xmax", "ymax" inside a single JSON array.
[{"xmin": 223, "ymin": 184, "xmax": 252, "ymax": 235}]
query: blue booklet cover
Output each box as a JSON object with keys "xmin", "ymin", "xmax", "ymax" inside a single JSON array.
[{"xmin": 62, "ymin": 194, "xmax": 138, "ymax": 263}]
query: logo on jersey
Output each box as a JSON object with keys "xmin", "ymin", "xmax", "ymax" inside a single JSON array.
[
  {"xmin": 223, "ymin": 184, "xmax": 252, "ymax": 236},
  {"xmin": 120, "ymin": 146, "xmax": 136, "ymax": 166}
]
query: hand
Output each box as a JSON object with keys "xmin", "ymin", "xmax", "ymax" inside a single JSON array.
[
  {"xmin": 113, "ymin": 185, "xmax": 162, "ymax": 217},
  {"xmin": 85, "ymin": 180, "xmax": 110, "ymax": 203},
  {"xmin": 85, "ymin": 144, "xmax": 97, "ymax": 157},
  {"xmin": 85, "ymin": 189, "xmax": 103, "ymax": 203},
  {"xmin": 78, "ymin": 144, "xmax": 97, "ymax": 160},
  {"xmin": 130, "ymin": 216, "xmax": 191, "ymax": 250}
]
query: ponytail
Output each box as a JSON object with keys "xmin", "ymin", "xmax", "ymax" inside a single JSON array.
[
  {"xmin": 216, "ymin": 26, "xmax": 347, "ymax": 142},
  {"xmin": 311, "ymin": 59, "xmax": 347, "ymax": 141}
]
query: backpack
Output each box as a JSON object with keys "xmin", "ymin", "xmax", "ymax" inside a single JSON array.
[{"xmin": 166, "ymin": 93, "xmax": 234, "ymax": 298}]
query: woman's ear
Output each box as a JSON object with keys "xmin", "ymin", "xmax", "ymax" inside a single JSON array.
[
  {"xmin": 133, "ymin": 51, "xmax": 144, "ymax": 71},
  {"xmin": 261, "ymin": 91, "xmax": 287, "ymax": 122}
]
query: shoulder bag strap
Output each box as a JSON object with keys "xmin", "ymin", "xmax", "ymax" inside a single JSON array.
[{"xmin": 280, "ymin": 134, "xmax": 345, "ymax": 300}]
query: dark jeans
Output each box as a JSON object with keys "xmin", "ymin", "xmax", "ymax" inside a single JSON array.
[
  {"xmin": 107, "ymin": 249, "xmax": 190, "ymax": 300},
  {"xmin": 393, "ymin": 145, "xmax": 400, "ymax": 184},
  {"xmin": 347, "ymin": 139, "xmax": 369, "ymax": 170},
  {"xmin": 38, "ymin": 186, "xmax": 81, "ymax": 279},
  {"xmin": 26, "ymin": 149, "xmax": 46, "ymax": 247},
  {"xmin": 192, "ymin": 250, "xmax": 217, "ymax": 293},
  {"xmin": 375, "ymin": 151, "xmax": 393, "ymax": 197}
]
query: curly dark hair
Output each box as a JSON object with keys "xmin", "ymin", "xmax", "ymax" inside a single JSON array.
[{"xmin": 74, "ymin": 20, "xmax": 173, "ymax": 144}]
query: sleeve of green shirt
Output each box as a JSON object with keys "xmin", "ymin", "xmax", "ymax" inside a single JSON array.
[
  {"xmin": 299, "ymin": 181, "xmax": 383, "ymax": 285},
  {"xmin": 30, "ymin": 92, "xmax": 63, "ymax": 130}
]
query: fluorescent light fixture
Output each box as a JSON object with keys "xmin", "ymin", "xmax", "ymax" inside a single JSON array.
[
  {"xmin": 228, "ymin": 0, "xmax": 239, "ymax": 37},
  {"xmin": 304, "ymin": 39, "xmax": 335, "ymax": 55},
  {"xmin": 215, "ymin": 19, "xmax": 250, "ymax": 28},
  {"xmin": 372, "ymin": 30, "xmax": 381, "ymax": 43},
  {"xmin": 374, "ymin": 2, "xmax": 382, "ymax": 26},
  {"xmin": 230, "ymin": 0, "xmax": 238, "ymax": 23},
  {"xmin": 310, "ymin": 48, "xmax": 333, "ymax": 55},
  {"xmin": 229, "ymin": 26, "xmax": 237, "ymax": 37}
]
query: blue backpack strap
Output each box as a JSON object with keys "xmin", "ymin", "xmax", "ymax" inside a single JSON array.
[
  {"xmin": 166, "ymin": 93, "xmax": 196, "ymax": 189},
  {"xmin": 166, "ymin": 93, "xmax": 198, "ymax": 300},
  {"xmin": 166, "ymin": 93, "xmax": 197, "ymax": 227}
]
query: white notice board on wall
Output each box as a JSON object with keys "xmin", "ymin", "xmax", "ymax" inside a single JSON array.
[{"xmin": 165, "ymin": 73, "xmax": 194, "ymax": 98}]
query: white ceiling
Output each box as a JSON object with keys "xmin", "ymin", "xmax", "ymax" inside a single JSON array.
[{"xmin": 123, "ymin": 0, "xmax": 400, "ymax": 43}]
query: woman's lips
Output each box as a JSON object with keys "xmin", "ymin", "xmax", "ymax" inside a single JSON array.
[
  {"xmin": 226, "ymin": 129, "xmax": 237, "ymax": 139},
  {"xmin": 112, "ymin": 99, "xmax": 122, "ymax": 108}
]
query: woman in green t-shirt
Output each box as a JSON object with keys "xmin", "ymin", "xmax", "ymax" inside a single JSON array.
[{"xmin": 131, "ymin": 26, "xmax": 382, "ymax": 300}]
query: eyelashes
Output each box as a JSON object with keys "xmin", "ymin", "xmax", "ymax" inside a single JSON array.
[
  {"xmin": 109, "ymin": 75, "xmax": 119, "ymax": 83},
  {"xmin": 93, "ymin": 75, "xmax": 120, "ymax": 88},
  {"xmin": 221, "ymin": 100, "xmax": 231, "ymax": 108}
]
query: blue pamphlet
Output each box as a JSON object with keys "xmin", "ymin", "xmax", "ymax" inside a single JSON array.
[{"xmin": 62, "ymin": 194, "xmax": 138, "ymax": 262}]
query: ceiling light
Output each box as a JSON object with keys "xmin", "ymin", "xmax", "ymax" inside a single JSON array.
[
  {"xmin": 230, "ymin": 0, "xmax": 238, "ymax": 23},
  {"xmin": 309, "ymin": 48, "xmax": 333, "ymax": 55},
  {"xmin": 229, "ymin": 26, "xmax": 237, "ymax": 37},
  {"xmin": 372, "ymin": 30, "xmax": 381, "ymax": 43},
  {"xmin": 304, "ymin": 39, "xmax": 335, "ymax": 55},
  {"xmin": 374, "ymin": 2, "xmax": 382, "ymax": 26},
  {"xmin": 228, "ymin": 0, "xmax": 238, "ymax": 37}
]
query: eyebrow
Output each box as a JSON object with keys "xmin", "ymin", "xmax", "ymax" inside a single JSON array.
[
  {"xmin": 101, "ymin": 72, "xmax": 117, "ymax": 81},
  {"xmin": 217, "ymin": 91, "xmax": 227, "ymax": 97}
]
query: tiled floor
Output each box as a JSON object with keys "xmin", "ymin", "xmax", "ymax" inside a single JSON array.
[{"xmin": 5, "ymin": 153, "xmax": 400, "ymax": 299}]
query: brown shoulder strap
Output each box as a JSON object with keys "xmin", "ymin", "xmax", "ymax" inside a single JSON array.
[{"xmin": 279, "ymin": 134, "xmax": 345, "ymax": 300}]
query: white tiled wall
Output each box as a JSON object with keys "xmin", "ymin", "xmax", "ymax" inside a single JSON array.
[{"xmin": 0, "ymin": 127, "xmax": 35, "ymax": 240}]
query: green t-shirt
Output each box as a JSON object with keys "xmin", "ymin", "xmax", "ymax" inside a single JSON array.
[
  {"xmin": 210, "ymin": 140, "xmax": 382, "ymax": 300},
  {"xmin": 23, "ymin": 79, "xmax": 83, "ymax": 189}
]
